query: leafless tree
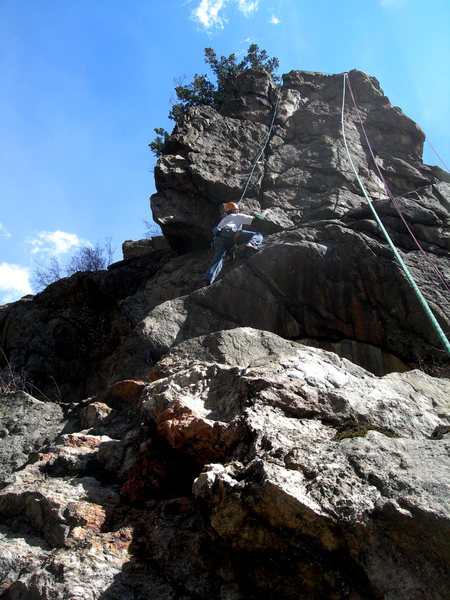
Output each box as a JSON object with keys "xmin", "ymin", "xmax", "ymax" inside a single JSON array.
[
  {"xmin": 32, "ymin": 238, "xmax": 115, "ymax": 292},
  {"xmin": 143, "ymin": 219, "xmax": 162, "ymax": 239}
]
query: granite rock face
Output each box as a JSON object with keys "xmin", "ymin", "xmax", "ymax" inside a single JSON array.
[
  {"xmin": 0, "ymin": 328, "xmax": 448, "ymax": 599},
  {"xmin": 0, "ymin": 392, "xmax": 66, "ymax": 484},
  {"xmin": 152, "ymin": 69, "xmax": 439, "ymax": 249},
  {"xmin": 138, "ymin": 221, "xmax": 449, "ymax": 367},
  {"xmin": 0, "ymin": 67, "xmax": 449, "ymax": 598},
  {"xmin": 0, "ymin": 250, "xmax": 174, "ymax": 402},
  {"xmin": 149, "ymin": 68, "xmax": 449, "ymax": 366}
]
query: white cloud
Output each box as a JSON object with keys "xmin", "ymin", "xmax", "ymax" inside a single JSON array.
[
  {"xmin": 192, "ymin": 0, "xmax": 259, "ymax": 30},
  {"xmin": 236, "ymin": 0, "xmax": 259, "ymax": 17},
  {"xmin": 26, "ymin": 230, "xmax": 91, "ymax": 257},
  {"xmin": 269, "ymin": 15, "xmax": 280, "ymax": 25},
  {"xmin": 193, "ymin": 0, "xmax": 227, "ymax": 29},
  {"xmin": 0, "ymin": 263, "xmax": 33, "ymax": 304},
  {"xmin": 0, "ymin": 223, "xmax": 12, "ymax": 238}
]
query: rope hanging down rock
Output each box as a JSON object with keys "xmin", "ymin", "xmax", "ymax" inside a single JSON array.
[
  {"xmin": 238, "ymin": 83, "xmax": 282, "ymax": 205},
  {"xmin": 344, "ymin": 73, "xmax": 450, "ymax": 295},
  {"xmin": 341, "ymin": 72, "xmax": 450, "ymax": 356},
  {"xmin": 426, "ymin": 138, "xmax": 449, "ymax": 172}
]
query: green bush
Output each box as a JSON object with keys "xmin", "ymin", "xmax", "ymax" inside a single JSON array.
[{"xmin": 149, "ymin": 44, "xmax": 279, "ymax": 157}]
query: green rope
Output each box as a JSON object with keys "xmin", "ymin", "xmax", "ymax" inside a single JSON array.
[
  {"xmin": 238, "ymin": 84, "xmax": 282, "ymax": 204},
  {"xmin": 341, "ymin": 73, "xmax": 450, "ymax": 356}
]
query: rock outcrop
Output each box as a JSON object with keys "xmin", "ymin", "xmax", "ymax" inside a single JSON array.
[
  {"xmin": 0, "ymin": 329, "xmax": 449, "ymax": 599},
  {"xmin": 149, "ymin": 68, "xmax": 449, "ymax": 368},
  {"xmin": 0, "ymin": 68, "xmax": 449, "ymax": 599}
]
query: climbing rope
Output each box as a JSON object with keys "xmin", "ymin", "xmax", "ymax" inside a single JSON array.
[
  {"xmin": 426, "ymin": 138, "xmax": 449, "ymax": 172},
  {"xmin": 341, "ymin": 72, "xmax": 450, "ymax": 356},
  {"xmin": 238, "ymin": 83, "xmax": 282, "ymax": 204},
  {"xmin": 344, "ymin": 73, "xmax": 450, "ymax": 295}
]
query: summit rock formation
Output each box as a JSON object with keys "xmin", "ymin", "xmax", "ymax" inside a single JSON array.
[
  {"xmin": 149, "ymin": 68, "xmax": 449, "ymax": 371},
  {"xmin": 0, "ymin": 68, "xmax": 449, "ymax": 599}
]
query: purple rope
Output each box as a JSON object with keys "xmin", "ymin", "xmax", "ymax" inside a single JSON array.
[
  {"xmin": 426, "ymin": 138, "xmax": 449, "ymax": 172},
  {"xmin": 345, "ymin": 73, "xmax": 450, "ymax": 295}
]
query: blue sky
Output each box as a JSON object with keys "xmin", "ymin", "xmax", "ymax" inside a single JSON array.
[{"xmin": 0, "ymin": 0, "xmax": 448, "ymax": 304}]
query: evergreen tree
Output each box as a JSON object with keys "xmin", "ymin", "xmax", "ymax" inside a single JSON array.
[{"xmin": 149, "ymin": 44, "xmax": 279, "ymax": 157}]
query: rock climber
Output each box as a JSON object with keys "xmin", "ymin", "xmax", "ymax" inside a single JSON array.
[{"xmin": 202, "ymin": 202, "xmax": 267, "ymax": 286}]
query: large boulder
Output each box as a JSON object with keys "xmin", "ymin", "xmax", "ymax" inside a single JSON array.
[
  {"xmin": 143, "ymin": 327, "xmax": 450, "ymax": 599},
  {"xmin": 1, "ymin": 328, "xmax": 448, "ymax": 599}
]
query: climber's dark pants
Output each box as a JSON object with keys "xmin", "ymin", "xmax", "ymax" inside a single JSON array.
[{"xmin": 204, "ymin": 230, "xmax": 263, "ymax": 284}]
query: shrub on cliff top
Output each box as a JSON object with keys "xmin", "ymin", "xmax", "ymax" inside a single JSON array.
[{"xmin": 150, "ymin": 44, "xmax": 279, "ymax": 157}]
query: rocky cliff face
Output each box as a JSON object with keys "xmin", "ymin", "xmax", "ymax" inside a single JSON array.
[
  {"xmin": 0, "ymin": 68, "xmax": 449, "ymax": 599},
  {"xmin": 149, "ymin": 68, "xmax": 449, "ymax": 370}
]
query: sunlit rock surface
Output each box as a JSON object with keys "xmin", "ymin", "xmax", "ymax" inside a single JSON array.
[{"xmin": 0, "ymin": 67, "xmax": 449, "ymax": 599}]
